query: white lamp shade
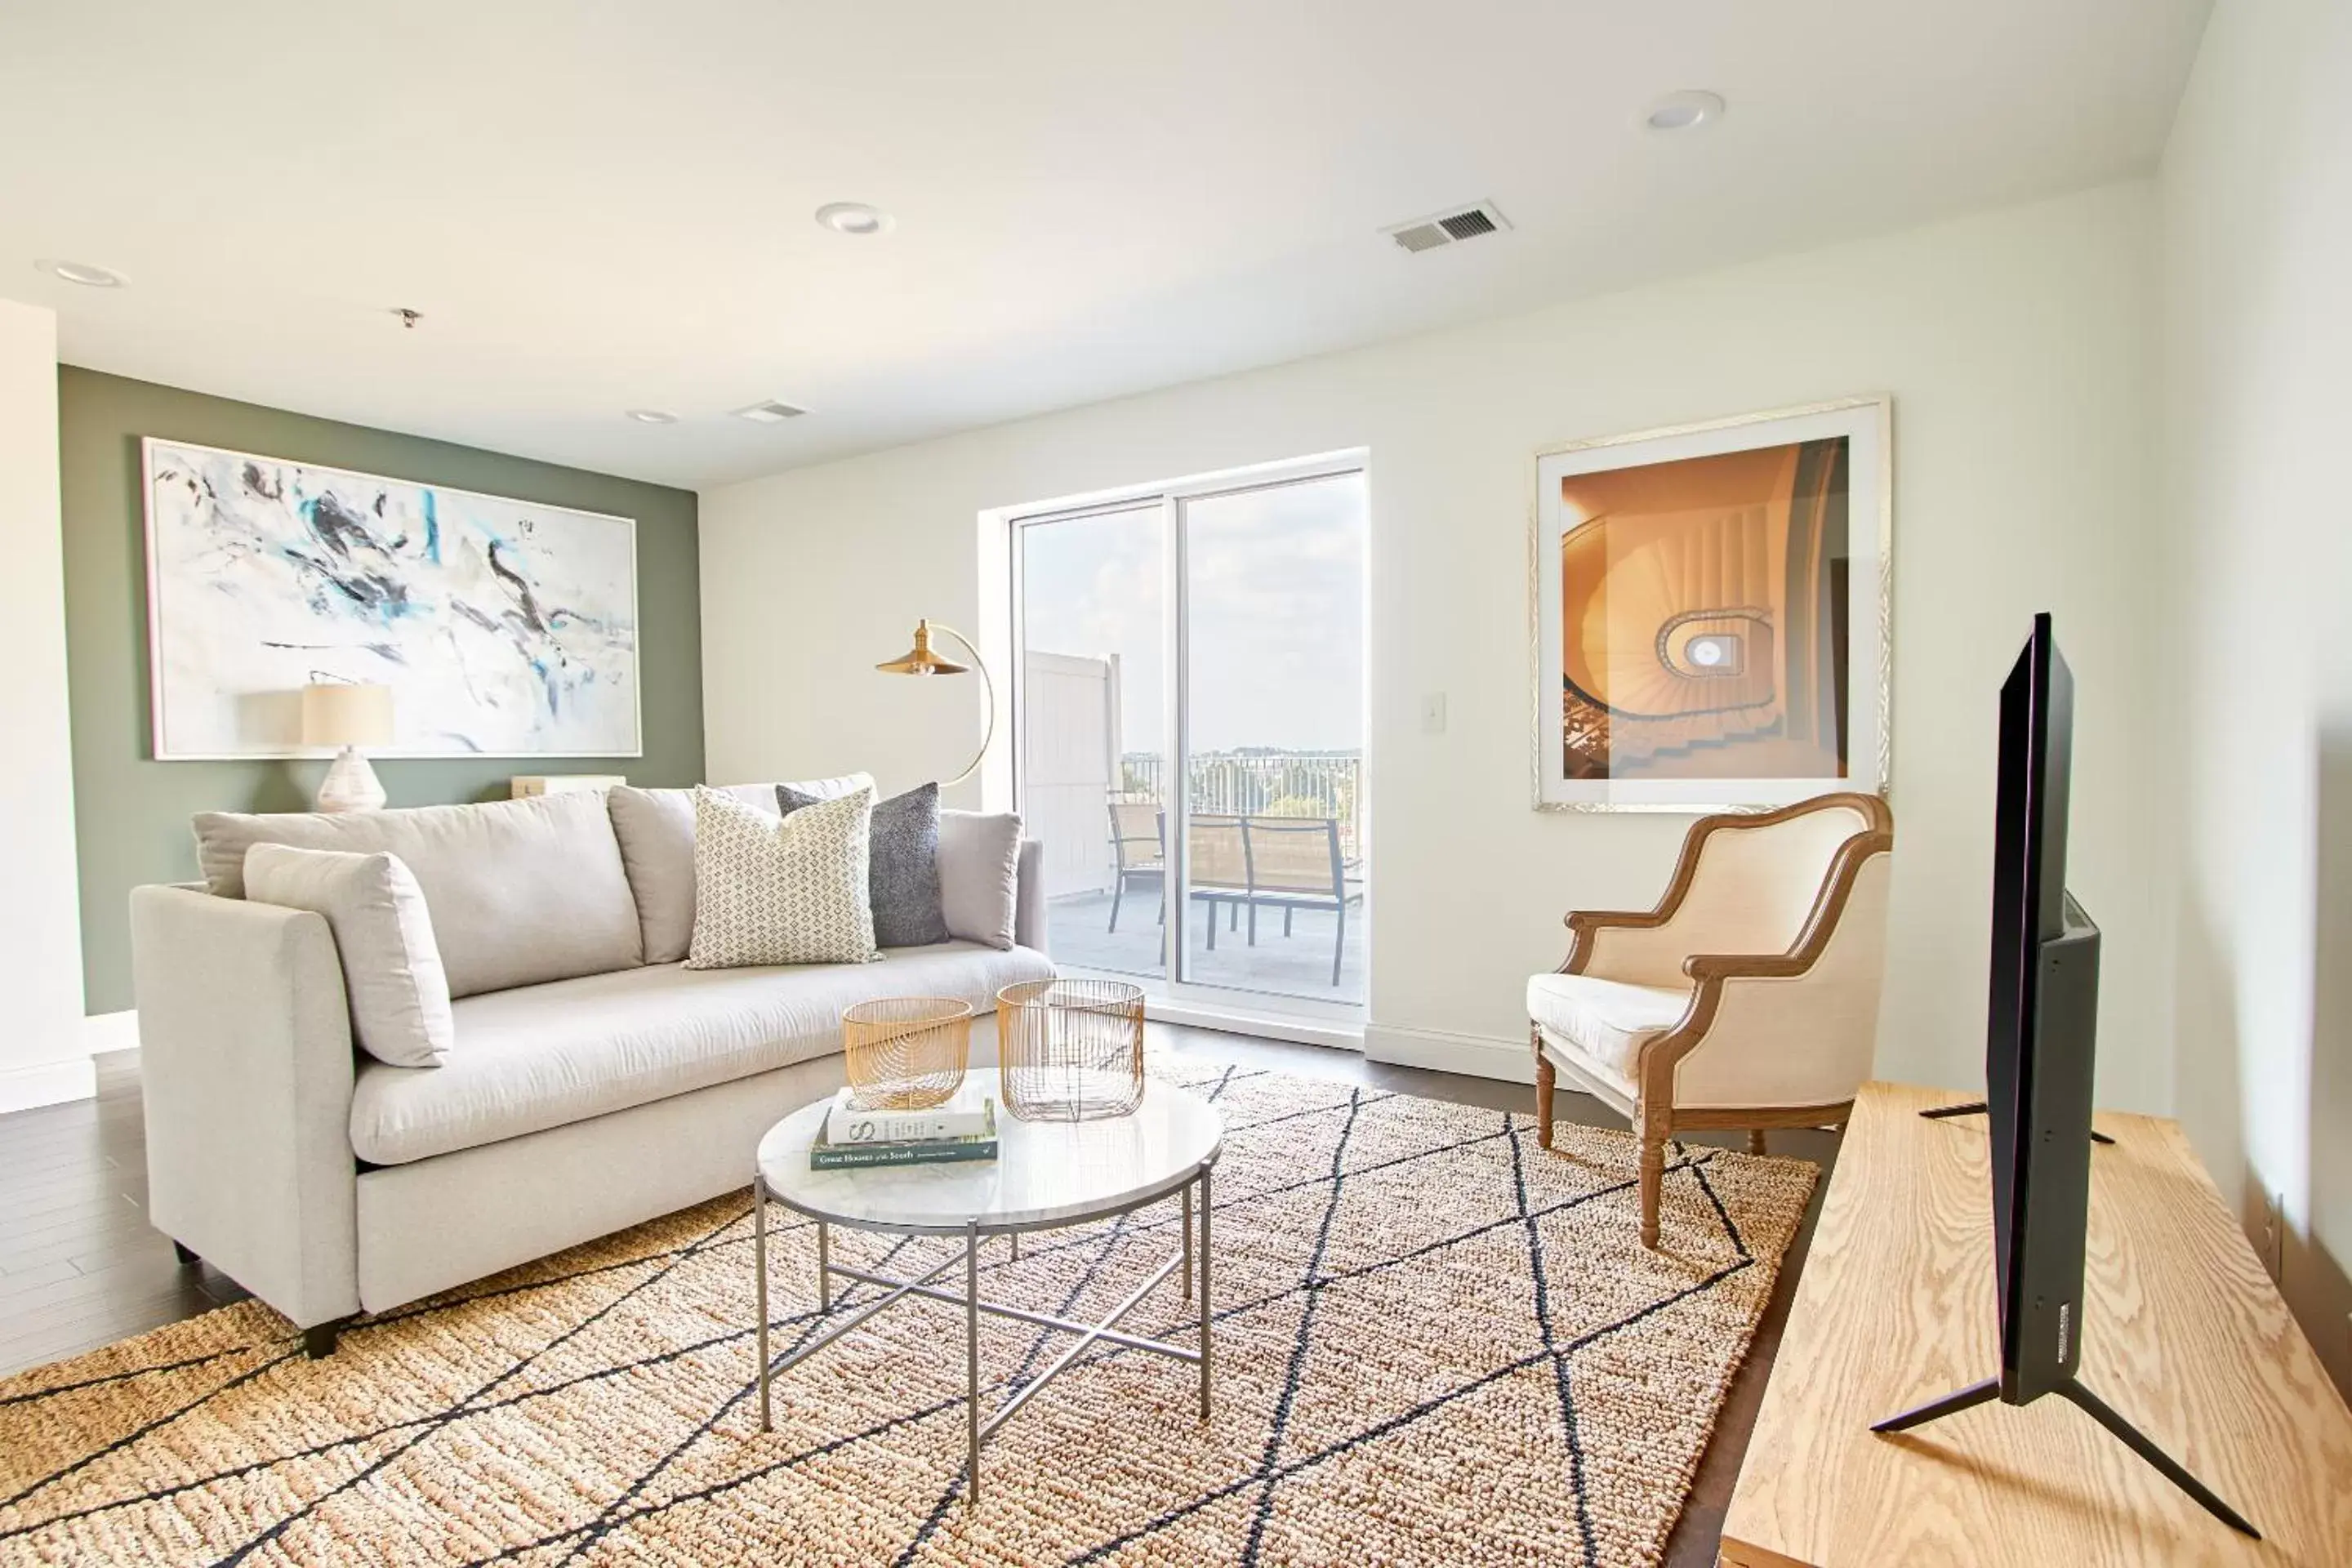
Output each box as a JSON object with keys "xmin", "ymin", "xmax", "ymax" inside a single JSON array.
[{"xmin": 301, "ymin": 683, "xmax": 394, "ymax": 748}]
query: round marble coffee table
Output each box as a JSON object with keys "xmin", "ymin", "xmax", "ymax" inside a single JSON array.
[{"xmin": 751, "ymin": 1069, "xmax": 1222, "ymax": 1507}]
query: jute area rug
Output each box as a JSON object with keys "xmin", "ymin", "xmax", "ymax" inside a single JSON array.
[{"xmin": 0, "ymin": 1063, "xmax": 1815, "ymax": 1566}]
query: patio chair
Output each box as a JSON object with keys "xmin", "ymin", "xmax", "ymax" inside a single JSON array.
[
  {"xmin": 1186, "ymin": 815, "xmax": 1252, "ymax": 940},
  {"xmin": 1106, "ymin": 800, "xmax": 1165, "ymax": 933},
  {"xmin": 1241, "ymin": 816, "xmax": 1363, "ymax": 987}
]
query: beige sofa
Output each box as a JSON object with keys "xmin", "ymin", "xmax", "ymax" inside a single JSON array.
[{"xmin": 128, "ymin": 785, "xmax": 1052, "ymax": 1354}]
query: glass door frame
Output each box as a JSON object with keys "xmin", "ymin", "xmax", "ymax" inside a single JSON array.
[{"xmin": 1007, "ymin": 449, "xmax": 1370, "ymax": 1042}]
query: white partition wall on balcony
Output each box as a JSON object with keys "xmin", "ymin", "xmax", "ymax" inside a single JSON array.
[{"xmin": 1021, "ymin": 650, "xmax": 1118, "ymax": 898}]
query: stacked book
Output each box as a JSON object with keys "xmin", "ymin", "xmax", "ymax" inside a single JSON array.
[{"xmin": 809, "ymin": 1080, "xmax": 1000, "ymax": 1170}]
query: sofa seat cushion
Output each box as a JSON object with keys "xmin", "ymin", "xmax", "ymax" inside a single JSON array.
[
  {"xmin": 1526, "ymin": 972, "xmax": 1692, "ymax": 1080},
  {"xmin": 351, "ymin": 941, "xmax": 1055, "ymax": 1165}
]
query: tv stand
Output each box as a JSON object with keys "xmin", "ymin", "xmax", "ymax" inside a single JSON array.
[
  {"xmin": 1873, "ymin": 1376, "xmax": 2258, "ymax": 1538},
  {"xmin": 1918, "ymin": 1098, "xmax": 2114, "ymax": 1145},
  {"xmin": 1719, "ymin": 1083, "xmax": 2351, "ymax": 1567}
]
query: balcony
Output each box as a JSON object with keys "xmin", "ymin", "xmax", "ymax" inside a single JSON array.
[{"xmin": 1039, "ymin": 752, "xmax": 1365, "ymax": 1004}]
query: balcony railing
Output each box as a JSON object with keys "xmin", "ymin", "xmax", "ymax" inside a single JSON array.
[{"xmin": 1114, "ymin": 751, "xmax": 1362, "ymax": 852}]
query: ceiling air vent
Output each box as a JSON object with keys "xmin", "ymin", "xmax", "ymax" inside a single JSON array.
[
  {"xmin": 1383, "ymin": 201, "xmax": 1510, "ymax": 254},
  {"xmin": 733, "ymin": 399, "xmax": 808, "ymax": 424}
]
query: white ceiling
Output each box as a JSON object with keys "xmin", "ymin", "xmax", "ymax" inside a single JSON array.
[{"xmin": 0, "ymin": 1, "xmax": 2210, "ymax": 491}]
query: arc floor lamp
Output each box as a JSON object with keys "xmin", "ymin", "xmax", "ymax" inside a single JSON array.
[{"xmin": 875, "ymin": 620, "xmax": 995, "ymax": 787}]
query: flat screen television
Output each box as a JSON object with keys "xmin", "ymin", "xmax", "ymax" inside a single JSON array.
[
  {"xmin": 1873, "ymin": 613, "xmax": 2256, "ymax": 1539},
  {"xmin": 1986, "ymin": 608, "xmax": 2097, "ymax": 1401}
]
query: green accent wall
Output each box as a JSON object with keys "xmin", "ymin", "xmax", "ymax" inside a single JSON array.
[{"xmin": 58, "ymin": 368, "xmax": 704, "ymax": 1013}]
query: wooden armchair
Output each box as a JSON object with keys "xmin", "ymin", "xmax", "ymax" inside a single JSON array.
[{"xmin": 1529, "ymin": 792, "xmax": 1895, "ymax": 1248}]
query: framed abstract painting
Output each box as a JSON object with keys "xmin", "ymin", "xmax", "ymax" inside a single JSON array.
[
  {"xmin": 143, "ymin": 438, "xmax": 641, "ymax": 760},
  {"xmin": 1530, "ymin": 397, "xmax": 1890, "ymax": 811}
]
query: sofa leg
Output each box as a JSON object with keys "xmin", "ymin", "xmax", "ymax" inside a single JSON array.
[
  {"xmin": 1748, "ymin": 1129, "xmax": 1768, "ymax": 1156},
  {"xmin": 302, "ymin": 1318, "xmax": 352, "ymax": 1359},
  {"xmin": 171, "ymin": 1239, "xmax": 200, "ymax": 1267},
  {"xmin": 1533, "ymin": 1043, "xmax": 1556, "ymax": 1151}
]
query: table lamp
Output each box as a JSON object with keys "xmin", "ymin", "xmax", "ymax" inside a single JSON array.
[
  {"xmin": 302, "ymin": 681, "xmax": 394, "ymax": 813},
  {"xmin": 875, "ymin": 620, "xmax": 994, "ymax": 786}
]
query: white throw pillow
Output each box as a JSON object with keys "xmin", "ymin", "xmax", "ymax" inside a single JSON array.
[
  {"xmin": 686, "ymin": 785, "xmax": 881, "ymax": 969},
  {"xmin": 243, "ymin": 843, "xmax": 454, "ymax": 1068},
  {"xmin": 938, "ymin": 809, "xmax": 1023, "ymax": 950}
]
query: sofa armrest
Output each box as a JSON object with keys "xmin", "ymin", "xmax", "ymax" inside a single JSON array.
[
  {"xmin": 130, "ymin": 884, "xmax": 361, "ymax": 1330},
  {"xmin": 1015, "ymin": 838, "xmax": 1049, "ymax": 956}
]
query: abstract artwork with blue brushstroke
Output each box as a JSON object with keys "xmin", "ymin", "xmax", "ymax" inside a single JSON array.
[{"xmin": 143, "ymin": 438, "xmax": 641, "ymax": 759}]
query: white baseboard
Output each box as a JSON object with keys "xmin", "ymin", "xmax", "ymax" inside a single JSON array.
[
  {"xmin": 1362, "ymin": 1023, "xmax": 1535, "ymax": 1085},
  {"xmin": 0, "ymin": 1055, "xmax": 98, "ymax": 1115},
  {"xmin": 85, "ymin": 1009, "xmax": 140, "ymax": 1057},
  {"xmin": 1147, "ymin": 997, "xmax": 1364, "ymax": 1051}
]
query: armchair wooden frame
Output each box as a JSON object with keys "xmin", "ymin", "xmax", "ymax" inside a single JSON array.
[{"xmin": 1532, "ymin": 791, "xmax": 1895, "ymax": 1248}]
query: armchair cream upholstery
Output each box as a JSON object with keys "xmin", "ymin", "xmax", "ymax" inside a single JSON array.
[{"xmin": 1528, "ymin": 792, "xmax": 1894, "ymax": 1247}]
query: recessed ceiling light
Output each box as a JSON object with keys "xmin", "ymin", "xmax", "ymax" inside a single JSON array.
[
  {"xmin": 814, "ymin": 202, "xmax": 893, "ymax": 237},
  {"xmin": 624, "ymin": 408, "xmax": 679, "ymax": 424},
  {"xmin": 38, "ymin": 258, "xmax": 126, "ymax": 287},
  {"xmin": 1644, "ymin": 91, "xmax": 1726, "ymax": 132}
]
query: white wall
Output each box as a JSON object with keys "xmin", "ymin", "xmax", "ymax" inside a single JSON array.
[
  {"xmin": 0, "ymin": 297, "xmax": 91, "ymax": 1111},
  {"xmin": 2160, "ymin": 0, "xmax": 2352, "ymax": 1392},
  {"xmin": 700, "ymin": 182, "xmax": 2165, "ymax": 1104}
]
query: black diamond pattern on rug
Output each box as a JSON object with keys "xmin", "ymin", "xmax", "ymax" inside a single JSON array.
[{"xmin": 0, "ymin": 1063, "xmax": 1814, "ymax": 1566}]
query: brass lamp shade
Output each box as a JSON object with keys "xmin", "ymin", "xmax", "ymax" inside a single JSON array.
[
  {"xmin": 875, "ymin": 619, "xmax": 994, "ymax": 786},
  {"xmin": 876, "ymin": 620, "xmax": 970, "ymax": 677}
]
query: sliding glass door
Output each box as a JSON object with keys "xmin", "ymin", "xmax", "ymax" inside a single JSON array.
[
  {"xmin": 1014, "ymin": 501, "xmax": 1167, "ymax": 986},
  {"xmin": 1014, "ymin": 457, "xmax": 1368, "ymax": 1022}
]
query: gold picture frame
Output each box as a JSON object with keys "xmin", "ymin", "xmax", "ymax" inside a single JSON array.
[{"xmin": 1529, "ymin": 396, "xmax": 1892, "ymax": 813}]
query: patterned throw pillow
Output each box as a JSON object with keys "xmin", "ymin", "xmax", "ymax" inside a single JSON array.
[
  {"xmin": 685, "ymin": 785, "xmax": 880, "ymax": 969},
  {"xmin": 777, "ymin": 781, "xmax": 949, "ymax": 948}
]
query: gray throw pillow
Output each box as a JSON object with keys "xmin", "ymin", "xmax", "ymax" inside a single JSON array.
[{"xmin": 777, "ymin": 781, "xmax": 950, "ymax": 948}]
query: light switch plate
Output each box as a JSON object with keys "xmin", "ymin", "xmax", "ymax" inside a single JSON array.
[{"xmin": 1420, "ymin": 693, "xmax": 1447, "ymax": 734}]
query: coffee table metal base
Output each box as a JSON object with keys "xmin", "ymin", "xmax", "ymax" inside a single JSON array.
[{"xmin": 752, "ymin": 1161, "xmax": 1214, "ymax": 1508}]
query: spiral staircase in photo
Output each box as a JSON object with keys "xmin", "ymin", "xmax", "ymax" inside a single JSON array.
[{"xmin": 1560, "ymin": 453, "xmax": 1841, "ymax": 779}]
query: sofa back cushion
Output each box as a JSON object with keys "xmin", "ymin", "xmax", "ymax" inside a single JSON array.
[
  {"xmin": 193, "ymin": 791, "xmax": 644, "ymax": 998},
  {"xmin": 608, "ymin": 775, "xmax": 874, "ymax": 964}
]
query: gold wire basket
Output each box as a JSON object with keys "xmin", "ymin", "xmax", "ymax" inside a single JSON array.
[
  {"xmin": 995, "ymin": 978, "xmax": 1147, "ymax": 1122},
  {"xmin": 840, "ymin": 996, "xmax": 974, "ymax": 1110}
]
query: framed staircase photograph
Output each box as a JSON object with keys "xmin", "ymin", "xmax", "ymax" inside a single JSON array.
[{"xmin": 1530, "ymin": 396, "xmax": 1891, "ymax": 812}]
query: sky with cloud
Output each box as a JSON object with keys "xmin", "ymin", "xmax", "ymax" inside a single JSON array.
[{"xmin": 1020, "ymin": 471, "xmax": 1365, "ymax": 755}]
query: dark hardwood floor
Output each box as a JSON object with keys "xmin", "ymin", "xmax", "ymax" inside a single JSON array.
[
  {"xmin": 0, "ymin": 1027, "xmax": 1836, "ymax": 1567},
  {"xmin": 0, "ymin": 1052, "xmax": 251, "ymax": 1379}
]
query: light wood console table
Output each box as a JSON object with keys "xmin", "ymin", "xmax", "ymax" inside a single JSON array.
[{"xmin": 1720, "ymin": 1080, "xmax": 2352, "ymax": 1566}]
